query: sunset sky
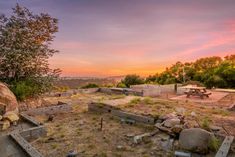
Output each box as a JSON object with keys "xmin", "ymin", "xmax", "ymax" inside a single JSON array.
[{"xmin": 1, "ymin": 0, "xmax": 235, "ymax": 77}]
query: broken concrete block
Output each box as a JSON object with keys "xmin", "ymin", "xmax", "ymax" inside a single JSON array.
[
  {"xmin": 66, "ymin": 150, "xmax": 78, "ymax": 157},
  {"xmin": 121, "ymin": 118, "xmax": 135, "ymax": 125},
  {"xmin": 174, "ymin": 151, "xmax": 191, "ymax": 157},
  {"xmin": 133, "ymin": 133, "xmax": 152, "ymax": 144},
  {"xmin": 159, "ymin": 113, "xmax": 177, "ymax": 121},
  {"xmin": 209, "ymin": 125, "xmax": 222, "ymax": 132},
  {"xmin": 171, "ymin": 125, "xmax": 183, "ymax": 134}
]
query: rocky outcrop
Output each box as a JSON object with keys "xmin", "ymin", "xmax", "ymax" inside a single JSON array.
[{"xmin": 0, "ymin": 82, "xmax": 18, "ymax": 114}]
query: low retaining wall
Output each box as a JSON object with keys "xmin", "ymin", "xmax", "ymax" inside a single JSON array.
[
  {"xmin": 24, "ymin": 104, "xmax": 72, "ymax": 115},
  {"xmin": 88, "ymin": 102, "xmax": 155, "ymax": 125},
  {"xmin": 10, "ymin": 132, "xmax": 43, "ymax": 157},
  {"xmin": 99, "ymin": 87, "xmax": 143, "ymax": 96},
  {"xmin": 8, "ymin": 103, "xmax": 71, "ymax": 157},
  {"xmin": 20, "ymin": 113, "xmax": 42, "ymax": 126}
]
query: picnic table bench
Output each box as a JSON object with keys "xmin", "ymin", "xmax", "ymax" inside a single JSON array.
[{"xmin": 183, "ymin": 86, "xmax": 211, "ymax": 99}]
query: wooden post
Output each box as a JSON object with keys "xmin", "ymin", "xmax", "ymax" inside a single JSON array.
[{"xmin": 100, "ymin": 117, "xmax": 103, "ymax": 131}]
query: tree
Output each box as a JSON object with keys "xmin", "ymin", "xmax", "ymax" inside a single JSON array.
[
  {"xmin": 149, "ymin": 55, "xmax": 235, "ymax": 88},
  {"xmin": 194, "ymin": 56, "xmax": 222, "ymax": 71},
  {"xmin": 121, "ymin": 74, "xmax": 144, "ymax": 87},
  {"xmin": 145, "ymin": 74, "xmax": 159, "ymax": 83},
  {"xmin": 0, "ymin": 4, "xmax": 60, "ymax": 99}
]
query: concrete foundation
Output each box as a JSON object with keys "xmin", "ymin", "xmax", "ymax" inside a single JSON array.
[
  {"xmin": 88, "ymin": 102, "xmax": 155, "ymax": 124},
  {"xmin": 24, "ymin": 104, "xmax": 72, "ymax": 115},
  {"xmin": 10, "ymin": 132, "xmax": 43, "ymax": 157},
  {"xmin": 20, "ymin": 126, "xmax": 47, "ymax": 141}
]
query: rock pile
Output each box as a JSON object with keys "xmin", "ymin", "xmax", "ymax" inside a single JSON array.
[
  {"xmin": 154, "ymin": 111, "xmax": 224, "ymax": 155},
  {"xmin": 155, "ymin": 112, "xmax": 185, "ymax": 136}
]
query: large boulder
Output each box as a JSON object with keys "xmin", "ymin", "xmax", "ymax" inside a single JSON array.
[
  {"xmin": 179, "ymin": 128, "xmax": 213, "ymax": 154},
  {"xmin": 0, "ymin": 82, "xmax": 18, "ymax": 114}
]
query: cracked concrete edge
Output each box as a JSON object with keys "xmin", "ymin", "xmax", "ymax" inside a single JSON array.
[
  {"xmin": 88, "ymin": 102, "xmax": 155, "ymax": 124},
  {"xmin": 20, "ymin": 113, "xmax": 42, "ymax": 126},
  {"xmin": 10, "ymin": 132, "xmax": 44, "ymax": 157},
  {"xmin": 9, "ymin": 112, "xmax": 46, "ymax": 157}
]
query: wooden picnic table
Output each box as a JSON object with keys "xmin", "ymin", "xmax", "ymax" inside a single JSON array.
[{"xmin": 183, "ymin": 86, "xmax": 211, "ymax": 99}]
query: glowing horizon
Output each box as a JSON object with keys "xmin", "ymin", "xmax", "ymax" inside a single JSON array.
[{"xmin": 1, "ymin": 0, "xmax": 235, "ymax": 77}]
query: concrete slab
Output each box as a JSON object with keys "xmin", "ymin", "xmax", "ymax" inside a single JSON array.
[
  {"xmin": 0, "ymin": 135, "xmax": 29, "ymax": 157},
  {"xmin": 170, "ymin": 91, "xmax": 228, "ymax": 103}
]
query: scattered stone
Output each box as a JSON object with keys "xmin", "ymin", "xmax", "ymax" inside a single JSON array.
[
  {"xmin": 190, "ymin": 111, "xmax": 196, "ymax": 117},
  {"xmin": 133, "ymin": 131, "xmax": 158, "ymax": 144},
  {"xmin": 155, "ymin": 119, "xmax": 163, "ymax": 123},
  {"xmin": 125, "ymin": 133, "xmax": 135, "ymax": 138},
  {"xmin": 116, "ymin": 145, "xmax": 126, "ymax": 151},
  {"xmin": 159, "ymin": 113, "xmax": 177, "ymax": 121},
  {"xmin": 163, "ymin": 118, "xmax": 181, "ymax": 128},
  {"xmin": 174, "ymin": 151, "xmax": 191, "ymax": 157},
  {"xmin": 179, "ymin": 128, "xmax": 213, "ymax": 154},
  {"xmin": 66, "ymin": 150, "xmax": 78, "ymax": 157},
  {"xmin": 155, "ymin": 123, "xmax": 175, "ymax": 137},
  {"xmin": 175, "ymin": 107, "xmax": 186, "ymax": 115},
  {"xmin": 79, "ymin": 120, "xmax": 84, "ymax": 125},
  {"xmin": 161, "ymin": 138, "xmax": 174, "ymax": 151},
  {"xmin": 12, "ymin": 121, "xmax": 18, "ymax": 126},
  {"xmin": 174, "ymin": 140, "xmax": 180, "ymax": 150},
  {"xmin": 159, "ymin": 134, "xmax": 170, "ymax": 141},
  {"xmin": 209, "ymin": 125, "xmax": 222, "ymax": 132},
  {"xmin": 3, "ymin": 111, "xmax": 19, "ymax": 123},
  {"xmin": 121, "ymin": 118, "xmax": 135, "ymax": 125},
  {"xmin": 1, "ymin": 119, "xmax": 10, "ymax": 130},
  {"xmin": 171, "ymin": 125, "xmax": 183, "ymax": 134}
]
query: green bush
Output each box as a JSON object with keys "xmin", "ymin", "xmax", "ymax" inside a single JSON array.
[
  {"xmin": 201, "ymin": 117, "xmax": 211, "ymax": 131},
  {"xmin": 142, "ymin": 97, "xmax": 154, "ymax": 105},
  {"xmin": 116, "ymin": 82, "xmax": 127, "ymax": 88},
  {"xmin": 10, "ymin": 80, "xmax": 41, "ymax": 100},
  {"xmin": 121, "ymin": 74, "xmax": 144, "ymax": 87},
  {"xmin": 129, "ymin": 97, "xmax": 141, "ymax": 104},
  {"xmin": 184, "ymin": 80, "xmax": 203, "ymax": 87},
  {"xmin": 204, "ymin": 75, "xmax": 227, "ymax": 88},
  {"xmin": 81, "ymin": 83, "xmax": 99, "ymax": 89},
  {"xmin": 208, "ymin": 136, "xmax": 221, "ymax": 151}
]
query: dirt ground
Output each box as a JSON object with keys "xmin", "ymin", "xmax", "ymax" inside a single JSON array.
[{"xmin": 31, "ymin": 92, "xmax": 235, "ymax": 157}]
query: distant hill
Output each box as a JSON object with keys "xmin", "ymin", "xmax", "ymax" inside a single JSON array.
[{"xmin": 55, "ymin": 76, "xmax": 125, "ymax": 88}]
